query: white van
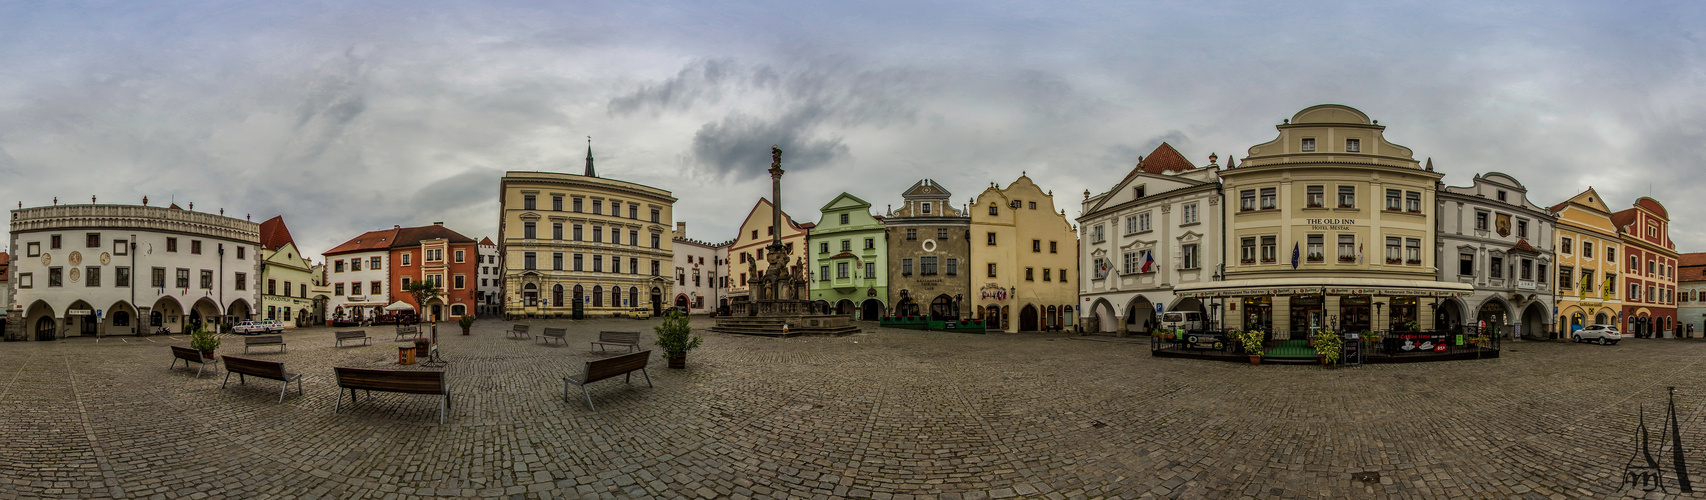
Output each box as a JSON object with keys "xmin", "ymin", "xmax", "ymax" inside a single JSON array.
[{"xmin": 1160, "ymin": 311, "xmax": 1205, "ymax": 332}]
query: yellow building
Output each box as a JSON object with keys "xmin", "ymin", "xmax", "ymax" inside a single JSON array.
[
  {"xmin": 970, "ymin": 175, "xmax": 1078, "ymax": 332},
  {"xmin": 1547, "ymin": 188, "xmax": 1624, "ymax": 333},
  {"xmin": 498, "ymin": 148, "xmax": 676, "ymax": 319},
  {"xmin": 721, "ymin": 198, "xmax": 810, "ymax": 308},
  {"xmin": 1177, "ymin": 104, "xmax": 1470, "ymax": 336}
]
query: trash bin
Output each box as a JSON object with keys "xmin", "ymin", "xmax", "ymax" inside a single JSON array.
[{"xmin": 398, "ymin": 346, "xmax": 416, "ymax": 365}]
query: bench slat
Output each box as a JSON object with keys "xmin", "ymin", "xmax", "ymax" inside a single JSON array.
[
  {"xmin": 223, "ymin": 355, "xmax": 290, "ymax": 380},
  {"xmin": 334, "ymin": 367, "xmax": 446, "ymax": 395},
  {"xmin": 582, "ymin": 351, "xmax": 652, "ymax": 384}
]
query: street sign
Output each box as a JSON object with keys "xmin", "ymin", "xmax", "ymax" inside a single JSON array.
[{"xmin": 1155, "ymin": 303, "xmax": 1164, "ymax": 313}]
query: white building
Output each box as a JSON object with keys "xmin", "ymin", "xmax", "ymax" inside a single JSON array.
[
  {"xmin": 1435, "ymin": 171, "xmax": 1557, "ymax": 339},
  {"xmin": 477, "ymin": 237, "xmax": 502, "ymax": 317},
  {"xmin": 322, "ymin": 229, "xmax": 394, "ymax": 323},
  {"xmin": 1078, "ymin": 144, "xmax": 1225, "ymax": 334},
  {"xmin": 671, "ymin": 222, "xmax": 722, "ymax": 315},
  {"xmin": 8, "ymin": 202, "xmax": 262, "ymax": 340}
]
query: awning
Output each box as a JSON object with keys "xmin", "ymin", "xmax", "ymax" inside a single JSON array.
[
  {"xmin": 1174, "ymin": 277, "xmax": 1474, "ymax": 299},
  {"xmin": 385, "ymin": 301, "xmax": 417, "ymax": 312}
]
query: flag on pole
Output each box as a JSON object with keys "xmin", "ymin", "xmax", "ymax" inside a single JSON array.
[
  {"xmin": 1356, "ymin": 243, "xmax": 1364, "ymax": 265},
  {"xmin": 1139, "ymin": 251, "xmax": 1156, "ymax": 273},
  {"xmin": 1291, "ymin": 242, "xmax": 1300, "ymax": 269}
]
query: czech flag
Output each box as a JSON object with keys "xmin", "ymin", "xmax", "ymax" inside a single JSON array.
[{"xmin": 1139, "ymin": 251, "xmax": 1156, "ymax": 273}]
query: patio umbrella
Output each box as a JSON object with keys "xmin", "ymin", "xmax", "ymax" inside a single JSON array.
[{"xmin": 385, "ymin": 301, "xmax": 416, "ymax": 312}]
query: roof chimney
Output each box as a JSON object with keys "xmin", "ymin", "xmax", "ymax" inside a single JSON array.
[
  {"xmin": 675, "ymin": 221, "xmax": 686, "ymax": 236},
  {"xmin": 394, "ymin": 225, "xmax": 401, "ymax": 229},
  {"xmin": 433, "ymin": 221, "xmax": 443, "ymax": 226}
]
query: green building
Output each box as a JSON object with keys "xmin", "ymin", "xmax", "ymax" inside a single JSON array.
[{"xmin": 809, "ymin": 193, "xmax": 888, "ymax": 320}]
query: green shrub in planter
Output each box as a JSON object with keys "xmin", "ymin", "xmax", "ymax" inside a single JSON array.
[{"xmin": 189, "ymin": 324, "xmax": 221, "ymax": 354}]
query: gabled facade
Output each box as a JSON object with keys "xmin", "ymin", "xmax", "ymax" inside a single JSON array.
[
  {"xmin": 1547, "ymin": 188, "xmax": 1624, "ymax": 334},
  {"xmin": 388, "ymin": 224, "xmax": 479, "ymax": 322},
  {"xmin": 723, "ymin": 198, "xmax": 808, "ymax": 308},
  {"xmin": 970, "ymin": 175, "xmax": 1078, "ymax": 332},
  {"xmin": 257, "ymin": 216, "xmax": 319, "ymax": 327},
  {"xmin": 1612, "ymin": 197, "xmax": 1679, "ymax": 337},
  {"xmin": 671, "ymin": 222, "xmax": 722, "ymax": 315},
  {"xmin": 885, "ymin": 179, "xmax": 971, "ymax": 321},
  {"xmin": 808, "ymin": 193, "xmax": 887, "ymax": 320},
  {"xmin": 1679, "ymin": 252, "xmax": 1706, "ymax": 338},
  {"xmin": 1078, "ymin": 143, "xmax": 1224, "ymax": 335},
  {"xmin": 1435, "ymin": 172, "xmax": 1556, "ymax": 339},
  {"xmin": 323, "ymin": 228, "xmax": 397, "ymax": 322},
  {"xmin": 476, "ymin": 237, "xmax": 502, "ymax": 317}
]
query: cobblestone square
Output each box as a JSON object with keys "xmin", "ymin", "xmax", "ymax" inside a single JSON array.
[{"xmin": 1, "ymin": 319, "xmax": 1702, "ymax": 498}]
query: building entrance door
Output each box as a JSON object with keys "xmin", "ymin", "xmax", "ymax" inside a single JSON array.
[
  {"xmin": 35, "ymin": 317, "xmax": 56, "ymax": 341},
  {"xmin": 1290, "ymin": 295, "xmax": 1323, "ymax": 337},
  {"xmin": 1340, "ymin": 295, "xmax": 1370, "ymax": 333},
  {"xmin": 80, "ymin": 315, "xmax": 98, "ymax": 336},
  {"xmin": 1019, "ymin": 305, "xmax": 1038, "ymax": 331}
]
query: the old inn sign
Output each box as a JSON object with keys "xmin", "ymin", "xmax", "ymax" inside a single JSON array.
[{"xmin": 1304, "ymin": 218, "xmax": 1358, "ymax": 230}]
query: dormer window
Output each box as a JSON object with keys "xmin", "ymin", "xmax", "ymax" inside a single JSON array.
[
  {"xmin": 1133, "ymin": 185, "xmax": 1146, "ymax": 198},
  {"xmin": 1496, "ymin": 190, "xmax": 1507, "ymax": 202},
  {"xmin": 988, "ymin": 204, "xmax": 998, "ymax": 215},
  {"xmin": 1345, "ymin": 139, "xmax": 1360, "ymax": 152},
  {"xmin": 1301, "ymin": 138, "xmax": 1315, "ymax": 152},
  {"xmin": 921, "ymin": 202, "xmax": 932, "ymax": 214},
  {"xmin": 1009, "ymin": 200, "xmax": 1021, "ymax": 209}
]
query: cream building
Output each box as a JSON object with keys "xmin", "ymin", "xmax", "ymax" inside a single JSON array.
[
  {"xmin": 498, "ymin": 147, "xmax": 676, "ymax": 319},
  {"xmin": 671, "ymin": 222, "xmax": 722, "ymax": 315},
  {"xmin": 721, "ymin": 198, "xmax": 810, "ymax": 311},
  {"xmin": 970, "ymin": 175, "xmax": 1078, "ymax": 332},
  {"xmin": 1547, "ymin": 188, "xmax": 1624, "ymax": 334},
  {"xmin": 1434, "ymin": 172, "xmax": 1556, "ymax": 339},
  {"xmin": 1079, "ymin": 143, "xmax": 1225, "ymax": 335},
  {"xmin": 1176, "ymin": 104, "xmax": 1470, "ymax": 336}
]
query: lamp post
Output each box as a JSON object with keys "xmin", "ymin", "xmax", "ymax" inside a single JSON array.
[
  {"xmin": 1374, "ymin": 302, "xmax": 1384, "ymax": 333},
  {"xmin": 1209, "ymin": 302, "xmax": 1221, "ymax": 331}
]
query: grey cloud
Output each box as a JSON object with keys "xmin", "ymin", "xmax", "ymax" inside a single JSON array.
[{"xmin": 689, "ymin": 110, "xmax": 850, "ymax": 178}]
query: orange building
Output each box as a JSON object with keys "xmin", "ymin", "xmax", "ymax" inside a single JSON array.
[
  {"xmin": 1611, "ymin": 197, "xmax": 1679, "ymax": 337},
  {"xmin": 323, "ymin": 223, "xmax": 478, "ymax": 323}
]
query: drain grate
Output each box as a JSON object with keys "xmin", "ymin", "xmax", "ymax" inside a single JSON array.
[{"xmin": 1353, "ymin": 471, "xmax": 1380, "ymax": 483}]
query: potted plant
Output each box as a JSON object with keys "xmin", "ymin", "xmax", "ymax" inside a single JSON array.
[
  {"xmin": 458, "ymin": 315, "xmax": 475, "ymax": 335},
  {"xmin": 414, "ymin": 337, "xmax": 431, "ymax": 358},
  {"xmin": 1314, "ymin": 332, "xmax": 1343, "ymax": 366},
  {"xmin": 653, "ymin": 310, "xmax": 702, "ymax": 369},
  {"xmin": 1239, "ymin": 330, "xmax": 1266, "ymax": 364},
  {"xmin": 189, "ymin": 324, "xmax": 220, "ymax": 358}
]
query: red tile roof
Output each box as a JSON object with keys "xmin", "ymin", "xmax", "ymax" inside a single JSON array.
[
  {"xmin": 1610, "ymin": 208, "xmax": 1637, "ymax": 235},
  {"xmin": 1118, "ymin": 142, "xmax": 1196, "ymax": 184},
  {"xmin": 1679, "ymin": 252, "xmax": 1706, "ymax": 268},
  {"xmin": 393, "ymin": 224, "xmax": 476, "ymax": 247},
  {"xmin": 479, "ymin": 237, "xmax": 494, "ymax": 246},
  {"xmin": 324, "ymin": 228, "xmax": 400, "ymax": 256},
  {"xmin": 257, "ymin": 216, "xmax": 296, "ymax": 251},
  {"xmin": 1508, "ymin": 239, "xmax": 1539, "ymax": 254}
]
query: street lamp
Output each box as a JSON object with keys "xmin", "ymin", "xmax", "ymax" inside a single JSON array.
[
  {"xmin": 1209, "ymin": 302, "xmax": 1221, "ymax": 331},
  {"xmin": 1374, "ymin": 302, "xmax": 1384, "ymax": 333}
]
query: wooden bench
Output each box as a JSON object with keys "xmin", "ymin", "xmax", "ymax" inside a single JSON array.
[
  {"xmin": 591, "ymin": 331, "xmax": 641, "ymax": 353},
  {"xmin": 538, "ymin": 327, "xmax": 567, "ymax": 346},
  {"xmin": 394, "ymin": 324, "xmax": 420, "ymax": 342},
  {"xmin": 221, "ymin": 355, "xmax": 303, "ymax": 403},
  {"xmin": 335, "ymin": 330, "xmax": 370, "ymax": 347},
  {"xmin": 243, "ymin": 334, "xmax": 287, "ymax": 354},
  {"xmin": 507, "ymin": 324, "xmax": 531, "ymax": 340},
  {"xmin": 563, "ymin": 350, "xmax": 654, "ymax": 410},
  {"xmin": 169, "ymin": 346, "xmax": 219, "ymax": 378},
  {"xmin": 333, "ymin": 367, "xmax": 451, "ymax": 424}
]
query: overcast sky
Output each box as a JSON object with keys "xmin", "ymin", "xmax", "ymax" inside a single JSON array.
[{"xmin": 3, "ymin": 1, "xmax": 1704, "ymax": 258}]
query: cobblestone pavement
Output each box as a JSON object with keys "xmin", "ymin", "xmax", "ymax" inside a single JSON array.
[{"xmin": 2, "ymin": 319, "xmax": 1705, "ymax": 499}]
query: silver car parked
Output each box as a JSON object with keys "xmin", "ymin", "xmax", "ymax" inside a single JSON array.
[{"xmin": 1572, "ymin": 324, "xmax": 1621, "ymax": 345}]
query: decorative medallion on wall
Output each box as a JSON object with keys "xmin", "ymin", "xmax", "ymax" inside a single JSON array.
[
  {"xmin": 921, "ymin": 239, "xmax": 936, "ymax": 252},
  {"xmin": 69, "ymin": 267, "xmax": 81, "ymax": 283},
  {"xmin": 100, "ymin": 252, "xmax": 111, "ymax": 265},
  {"xmin": 41, "ymin": 253, "xmax": 50, "ymax": 266},
  {"xmin": 1495, "ymin": 214, "xmax": 1511, "ymax": 238},
  {"xmin": 69, "ymin": 251, "xmax": 82, "ymax": 266}
]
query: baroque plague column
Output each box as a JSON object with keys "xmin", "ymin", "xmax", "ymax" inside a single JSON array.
[{"xmin": 712, "ymin": 147, "xmax": 859, "ymax": 336}]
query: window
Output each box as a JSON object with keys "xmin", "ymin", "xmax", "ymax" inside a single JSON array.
[
  {"xmin": 573, "ymin": 198, "xmax": 583, "ymax": 212},
  {"xmin": 523, "ymin": 194, "xmax": 536, "ymax": 210},
  {"xmin": 1241, "ymin": 237, "xmax": 1257, "ymax": 264},
  {"xmin": 1125, "ymin": 215, "xmax": 1139, "ymax": 234},
  {"xmin": 552, "ymin": 223, "xmax": 563, "ymax": 240},
  {"xmin": 921, "ymin": 256, "xmax": 938, "ymax": 276},
  {"xmin": 334, "ymin": 260, "xmax": 345, "ymax": 272},
  {"xmin": 837, "ymin": 262, "xmax": 849, "ymax": 279},
  {"xmin": 820, "ymin": 242, "xmax": 830, "ymax": 254},
  {"xmin": 630, "ymin": 230, "xmax": 639, "ymax": 246},
  {"xmin": 946, "ymin": 258, "xmax": 957, "ymax": 276},
  {"xmin": 1261, "ymin": 236, "xmax": 1277, "ymax": 263},
  {"xmin": 85, "ymin": 266, "xmax": 100, "ymax": 287},
  {"xmin": 593, "ymin": 255, "xmax": 603, "ymax": 272},
  {"xmin": 1306, "ymin": 186, "xmax": 1324, "ymax": 208},
  {"xmin": 1043, "ymin": 269, "xmax": 1052, "ymax": 281},
  {"xmin": 1631, "ymin": 283, "xmax": 1641, "ymax": 300},
  {"xmin": 904, "ymin": 228, "xmax": 918, "ymax": 241},
  {"xmin": 821, "ymin": 265, "xmax": 831, "ymax": 281},
  {"xmin": 1060, "ymin": 269, "xmax": 1067, "ymax": 283},
  {"xmin": 1307, "ymin": 234, "xmax": 1324, "ymax": 262},
  {"xmin": 1517, "ymin": 219, "xmax": 1528, "ymax": 238},
  {"xmin": 609, "ymin": 201, "xmax": 619, "ymax": 217},
  {"xmin": 192, "ymin": 240, "xmax": 203, "ymax": 255},
  {"xmin": 26, "ymin": 242, "xmax": 39, "ymax": 256},
  {"xmin": 1301, "ymin": 137, "xmax": 1315, "ymax": 151},
  {"xmin": 901, "ymin": 258, "xmax": 913, "ymax": 276},
  {"xmin": 1475, "ymin": 211, "xmax": 1489, "ymax": 231},
  {"xmin": 571, "ymin": 224, "xmax": 582, "ymax": 241},
  {"xmin": 1029, "ymin": 202, "xmax": 1037, "ymax": 210},
  {"xmin": 1123, "ymin": 252, "xmax": 1140, "ymax": 274},
  {"xmin": 402, "ymin": 253, "xmax": 412, "ymax": 266},
  {"xmin": 1385, "ymin": 237, "xmax": 1401, "ymax": 263},
  {"xmin": 524, "ymin": 222, "xmax": 537, "ymax": 239},
  {"xmin": 1338, "ymin": 186, "xmax": 1355, "ymax": 208},
  {"xmin": 166, "ymin": 237, "xmax": 177, "ymax": 252},
  {"xmin": 865, "ymin": 238, "xmax": 875, "ymax": 249},
  {"xmin": 1183, "ymin": 203, "xmax": 1199, "ymax": 224},
  {"xmin": 573, "ymin": 254, "xmax": 583, "ymax": 271},
  {"xmin": 87, "ymin": 233, "xmax": 100, "ymax": 248},
  {"xmin": 867, "ymin": 262, "xmax": 877, "ymax": 278},
  {"xmin": 116, "ymin": 267, "xmax": 130, "ymax": 287},
  {"xmin": 988, "ymin": 232, "xmax": 997, "ymax": 245},
  {"xmin": 1345, "ymin": 138, "xmax": 1360, "ymax": 152},
  {"xmin": 651, "ymin": 208, "xmax": 660, "ymax": 223},
  {"xmin": 937, "ymin": 228, "xmax": 948, "ymax": 240},
  {"xmin": 371, "ymin": 256, "xmax": 382, "ymax": 269},
  {"xmin": 455, "ymin": 250, "xmax": 464, "ymax": 263},
  {"xmin": 1489, "ymin": 256, "xmax": 1504, "ymax": 279},
  {"xmin": 630, "ymin": 205, "xmax": 639, "ymax": 219},
  {"xmin": 610, "ymin": 228, "xmax": 620, "ymax": 245},
  {"xmin": 269, "ymin": 279, "xmax": 278, "ymax": 295},
  {"xmin": 524, "ymin": 252, "xmax": 537, "ymax": 270},
  {"xmin": 988, "ymin": 204, "xmax": 999, "ymax": 215},
  {"xmin": 1133, "ymin": 186, "xmax": 1145, "ymax": 198},
  {"xmin": 1561, "ymin": 237, "xmax": 1572, "ymax": 254},
  {"xmin": 236, "ymin": 246, "xmax": 245, "ymax": 259},
  {"xmin": 922, "ymin": 202, "xmax": 933, "ymax": 214},
  {"xmin": 1520, "ymin": 258, "xmax": 1533, "ymax": 280},
  {"xmin": 1559, "ymin": 266, "xmax": 1573, "ymax": 289},
  {"xmin": 1650, "ymin": 260, "xmax": 1657, "ymax": 274},
  {"xmin": 1406, "ymin": 239, "xmax": 1421, "ymax": 264},
  {"xmin": 1581, "ymin": 270, "xmax": 1595, "ymax": 294},
  {"xmin": 988, "ymin": 263, "xmax": 997, "ymax": 277},
  {"xmin": 351, "ymin": 282, "xmax": 362, "ymax": 295},
  {"xmin": 1182, "ymin": 244, "xmax": 1199, "ymax": 269},
  {"xmin": 1386, "ymin": 189, "xmax": 1402, "ymax": 211},
  {"xmin": 454, "ymin": 275, "xmax": 465, "ymax": 289},
  {"xmin": 51, "ymin": 234, "xmax": 62, "ymax": 249},
  {"xmin": 200, "ymin": 270, "xmax": 213, "ymax": 289},
  {"xmin": 611, "ymin": 258, "xmax": 620, "ymax": 273},
  {"xmin": 152, "ymin": 268, "xmax": 166, "ymax": 287},
  {"xmin": 48, "ymin": 267, "xmax": 63, "ymax": 287},
  {"xmin": 177, "ymin": 268, "xmax": 190, "ymax": 288},
  {"xmin": 1583, "ymin": 241, "xmax": 1593, "ymax": 259},
  {"xmin": 1496, "ymin": 190, "xmax": 1507, "ymax": 202},
  {"xmin": 1338, "ymin": 235, "xmax": 1356, "ymax": 262},
  {"xmin": 552, "ymin": 195, "xmax": 563, "ymax": 211},
  {"xmin": 1406, "ymin": 191, "xmax": 1422, "ymax": 213},
  {"xmin": 1630, "ymin": 255, "xmax": 1639, "ymax": 271},
  {"xmin": 335, "ymin": 283, "xmax": 344, "ymax": 296},
  {"xmin": 553, "ymin": 253, "xmax": 563, "ymax": 271},
  {"xmin": 592, "ymin": 200, "xmax": 602, "ymax": 214},
  {"xmin": 1460, "ymin": 253, "xmax": 1475, "ymax": 276},
  {"xmin": 840, "ymin": 240, "xmax": 851, "ymax": 252},
  {"xmin": 840, "ymin": 213, "xmax": 850, "ymax": 225},
  {"xmin": 651, "ymin": 233, "xmax": 660, "ymax": 249},
  {"xmin": 1050, "ymin": 241, "xmax": 1058, "ymax": 253},
  {"xmin": 1538, "ymin": 264, "xmax": 1548, "ymax": 283},
  {"xmin": 1140, "ymin": 213, "xmax": 1152, "ymax": 231},
  {"xmin": 1025, "ymin": 267, "xmax": 1034, "ymax": 281},
  {"xmin": 591, "ymin": 226, "xmax": 602, "ymax": 243},
  {"xmin": 1240, "ymin": 190, "xmax": 1256, "ymax": 211},
  {"xmin": 1032, "ymin": 239, "xmax": 1041, "ymax": 252}
]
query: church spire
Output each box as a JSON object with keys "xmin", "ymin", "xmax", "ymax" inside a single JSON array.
[{"xmin": 584, "ymin": 136, "xmax": 597, "ymax": 177}]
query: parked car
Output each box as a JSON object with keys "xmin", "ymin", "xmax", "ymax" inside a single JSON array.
[
  {"xmin": 623, "ymin": 307, "xmax": 652, "ymax": 320},
  {"xmin": 232, "ymin": 319, "xmax": 284, "ymax": 335},
  {"xmin": 663, "ymin": 306, "xmax": 689, "ymax": 317},
  {"xmin": 1160, "ymin": 311, "xmax": 1206, "ymax": 333},
  {"xmin": 1573, "ymin": 324, "xmax": 1621, "ymax": 345}
]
